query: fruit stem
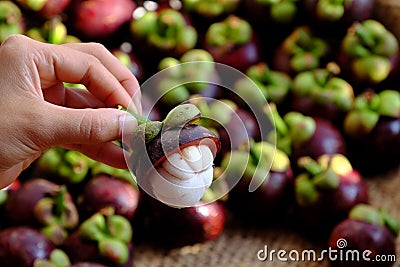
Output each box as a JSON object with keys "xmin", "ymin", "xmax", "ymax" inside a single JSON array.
[
  {"xmin": 116, "ymin": 104, "xmax": 150, "ymax": 125},
  {"xmin": 54, "ymin": 186, "xmax": 67, "ymax": 218},
  {"xmin": 297, "ymin": 156, "xmax": 323, "ymax": 176}
]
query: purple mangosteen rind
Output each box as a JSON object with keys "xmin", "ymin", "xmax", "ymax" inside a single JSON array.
[
  {"xmin": 348, "ymin": 204, "xmax": 399, "ymax": 237},
  {"xmin": 4, "ymin": 178, "xmax": 64, "ymax": 226},
  {"xmin": 329, "ymin": 218, "xmax": 396, "ymax": 266},
  {"xmin": 145, "ymin": 197, "xmax": 226, "ymax": 247},
  {"xmin": 78, "ymin": 174, "xmax": 139, "ymax": 220},
  {"xmin": 0, "ymin": 226, "xmax": 56, "ymax": 267},
  {"xmin": 132, "ymin": 123, "xmax": 220, "ymax": 179}
]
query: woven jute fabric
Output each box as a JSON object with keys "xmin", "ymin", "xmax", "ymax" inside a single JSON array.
[
  {"xmin": 133, "ymin": 1, "xmax": 400, "ymax": 266},
  {"xmin": 133, "ymin": 167, "xmax": 400, "ymax": 267}
]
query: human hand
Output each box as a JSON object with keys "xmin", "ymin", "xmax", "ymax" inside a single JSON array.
[{"xmin": 0, "ymin": 34, "xmax": 141, "ymax": 188}]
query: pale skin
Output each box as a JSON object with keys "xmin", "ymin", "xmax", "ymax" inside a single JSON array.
[{"xmin": 0, "ymin": 34, "xmax": 142, "ymax": 189}]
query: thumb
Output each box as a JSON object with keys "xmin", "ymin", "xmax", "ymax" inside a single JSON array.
[{"xmin": 38, "ymin": 105, "xmax": 138, "ymax": 147}]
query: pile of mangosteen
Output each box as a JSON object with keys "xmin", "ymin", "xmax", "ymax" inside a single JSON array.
[{"xmin": 0, "ymin": 0, "xmax": 399, "ymax": 266}]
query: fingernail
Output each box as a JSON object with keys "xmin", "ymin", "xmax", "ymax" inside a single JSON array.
[{"xmin": 119, "ymin": 113, "xmax": 138, "ymax": 137}]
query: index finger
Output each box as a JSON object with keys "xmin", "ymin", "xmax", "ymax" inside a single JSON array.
[
  {"xmin": 35, "ymin": 42, "xmax": 140, "ymax": 113},
  {"xmin": 63, "ymin": 42, "xmax": 142, "ymax": 114}
]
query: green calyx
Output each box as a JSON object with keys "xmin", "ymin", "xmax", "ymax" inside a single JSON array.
[
  {"xmin": 128, "ymin": 103, "xmax": 203, "ymax": 146},
  {"xmin": 265, "ymin": 104, "xmax": 316, "ymax": 155},
  {"xmin": 37, "ymin": 146, "xmax": 94, "ymax": 184},
  {"xmin": 295, "ymin": 173, "xmax": 320, "ymax": 206},
  {"xmin": 158, "ymin": 49, "xmax": 215, "ymax": 98},
  {"xmin": 33, "ymin": 249, "xmax": 71, "ymax": 267},
  {"xmin": 26, "ymin": 18, "xmax": 80, "ymax": 45},
  {"xmin": 90, "ymin": 162, "xmax": 136, "ymax": 187},
  {"xmin": 316, "ymin": 0, "xmax": 350, "ymax": 22},
  {"xmin": 205, "ymin": 15, "xmax": 252, "ymax": 47},
  {"xmin": 0, "ymin": 190, "xmax": 7, "ymax": 206},
  {"xmin": 183, "ymin": 0, "xmax": 240, "ymax": 18},
  {"xmin": 78, "ymin": 211, "xmax": 132, "ymax": 264},
  {"xmin": 246, "ymin": 62, "xmax": 292, "ymax": 104},
  {"xmin": 33, "ymin": 185, "xmax": 79, "ymax": 245},
  {"xmin": 163, "ymin": 103, "xmax": 202, "ymax": 129},
  {"xmin": 295, "ymin": 154, "xmax": 352, "ymax": 206},
  {"xmin": 352, "ymin": 55, "xmax": 391, "ymax": 84},
  {"xmin": 98, "ymin": 238, "xmax": 129, "ymax": 265},
  {"xmin": 59, "ymin": 150, "xmax": 92, "ymax": 183},
  {"xmin": 0, "ymin": 1, "xmax": 22, "ymax": 23},
  {"xmin": 25, "ymin": 0, "xmax": 47, "ymax": 11},
  {"xmin": 343, "ymin": 20, "xmax": 399, "ymax": 58},
  {"xmin": 250, "ymin": 140, "xmax": 290, "ymax": 173},
  {"xmin": 344, "ymin": 90, "xmax": 400, "ymax": 137},
  {"xmin": 292, "ymin": 64, "xmax": 354, "ymax": 111},
  {"xmin": 284, "ymin": 26, "xmax": 329, "ymax": 72},
  {"xmin": 283, "ymin": 112, "xmax": 316, "ymax": 148},
  {"xmin": 0, "ymin": 1, "xmax": 24, "ymax": 42},
  {"xmin": 270, "ymin": 0, "xmax": 298, "ymax": 24},
  {"xmin": 220, "ymin": 150, "xmax": 251, "ymax": 179},
  {"xmin": 349, "ymin": 204, "xmax": 399, "ymax": 237},
  {"xmin": 131, "ymin": 9, "xmax": 197, "ymax": 53}
]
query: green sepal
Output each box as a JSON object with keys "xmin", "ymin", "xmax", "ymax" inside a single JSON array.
[{"xmin": 295, "ymin": 173, "xmax": 320, "ymax": 206}]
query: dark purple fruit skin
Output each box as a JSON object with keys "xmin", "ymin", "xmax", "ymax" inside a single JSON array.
[
  {"xmin": 38, "ymin": 0, "xmax": 72, "ymax": 19},
  {"xmin": 3, "ymin": 178, "xmax": 64, "ymax": 227},
  {"xmin": 132, "ymin": 124, "xmax": 220, "ymax": 180},
  {"xmin": 290, "ymin": 94, "xmax": 347, "ymax": 126},
  {"xmin": 328, "ymin": 219, "xmax": 396, "ymax": 267},
  {"xmin": 144, "ymin": 196, "xmax": 226, "ymax": 247},
  {"xmin": 218, "ymin": 108, "xmax": 261, "ymax": 157},
  {"xmin": 78, "ymin": 174, "xmax": 140, "ymax": 220},
  {"xmin": 70, "ymin": 0, "xmax": 136, "ymax": 41},
  {"xmin": 291, "ymin": 117, "xmax": 346, "ymax": 165},
  {"xmin": 0, "ymin": 226, "xmax": 55, "ymax": 267},
  {"xmin": 226, "ymin": 169, "xmax": 294, "ymax": 225},
  {"xmin": 297, "ymin": 170, "xmax": 369, "ymax": 238},
  {"xmin": 204, "ymin": 33, "xmax": 262, "ymax": 72},
  {"xmin": 346, "ymin": 116, "xmax": 400, "ymax": 175},
  {"xmin": 63, "ymin": 232, "xmax": 134, "ymax": 267}
]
